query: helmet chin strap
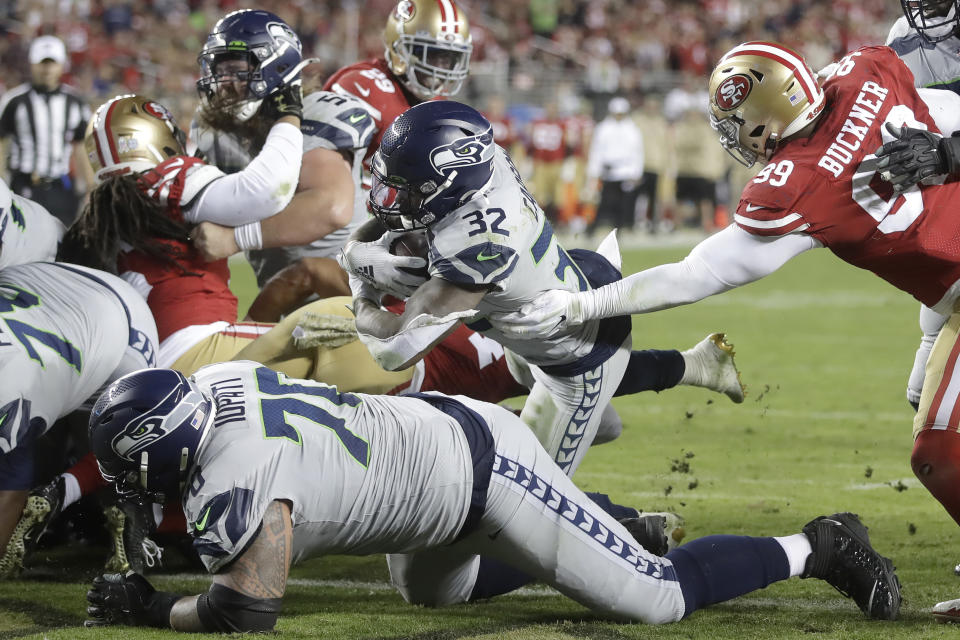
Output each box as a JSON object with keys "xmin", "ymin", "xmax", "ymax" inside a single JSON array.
[{"xmin": 139, "ymin": 451, "xmax": 150, "ymax": 493}]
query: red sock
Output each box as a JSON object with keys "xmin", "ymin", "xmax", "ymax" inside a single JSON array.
[
  {"xmin": 65, "ymin": 452, "xmax": 108, "ymax": 495},
  {"xmin": 912, "ymin": 429, "xmax": 960, "ymax": 526}
]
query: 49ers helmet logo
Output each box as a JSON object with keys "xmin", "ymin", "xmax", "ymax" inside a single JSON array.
[
  {"xmin": 143, "ymin": 101, "xmax": 174, "ymax": 123},
  {"xmin": 394, "ymin": 0, "xmax": 416, "ymax": 22},
  {"xmin": 715, "ymin": 74, "xmax": 752, "ymax": 111}
]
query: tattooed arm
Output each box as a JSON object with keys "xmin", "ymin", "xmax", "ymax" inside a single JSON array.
[{"xmin": 170, "ymin": 499, "xmax": 293, "ymax": 632}]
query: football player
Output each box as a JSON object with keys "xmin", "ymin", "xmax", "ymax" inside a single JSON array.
[
  {"xmin": 873, "ymin": 0, "xmax": 960, "ymax": 620},
  {"xmin": 82, "ymin": 363, "xmax": 899, "ymax": 631},
  {"xmin": 344, "ymin": 101, "xmax": 744, "ymax": 496},
  {"xmin": 492, "ymin": 39, "xmax": 960, "ymax": 602},
  {"xmin": 0, "ymin": 178, "xmax": 64, "ymax": 269},
  {"xmin": 190, "ymin": 10, "xmax": 362, "ymax": 289},
  {"xmin": 0, "ymin": 261, "xmax": 158, "ymax": 576},
  {"xmin": 323, "ymin": 0, "xmax": 472, "ymax": 169},
  {"xmin": 62, "ymin": 92, "xmax": 305, "ymax": 373}
]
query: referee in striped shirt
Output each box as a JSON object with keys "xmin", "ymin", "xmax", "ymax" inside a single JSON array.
[{"xmin": 0, "ymin": 35, "xmax": 93, "ymax": 226}]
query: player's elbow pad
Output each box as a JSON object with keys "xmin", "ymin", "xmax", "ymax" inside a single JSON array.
[{"xmin": 197, "ymin": 583, "xmax": 282, "ymax": 633}]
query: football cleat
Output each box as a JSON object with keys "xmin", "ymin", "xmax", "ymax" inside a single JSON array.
[
  {"xmin": 619, "ymin": 512, "xmax": 686, "ymax": 557},
  {"xmin": 0, "ymin": 476, "xmax": 65, "ymax": 578},
  {"xmin": 800, "ymin": 512, "xmax": 901, "ymax": 620},
  {"xmin": 933, "ymin": 597, "xmax": 960, "ymax": 622},
  {"xmin": 680, "ymin": 333, "xmax": 746, "ymax": 403},
  {"xmin": 103, "ymin": 501, "xmax": 162, "ymax": 574}
]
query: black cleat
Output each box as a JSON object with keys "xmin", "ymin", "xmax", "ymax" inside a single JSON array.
[
  {"xmin": 619, "ymin": 512, "xmax": 686, "ymax": 556},
  {"xmin": 801, "ymin": 512, "xmax": 901, "ymax": 620},
  {"xmin": 0, "ymin": 477, "xmax": 65, "ymax": 578}
]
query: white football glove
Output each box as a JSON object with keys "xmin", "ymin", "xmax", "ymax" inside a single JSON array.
[
  {"xmin": 492, "ymin": 289, "xmax": 584, "ymax": 339},
  {"xmin": 348, "ymin": 272, "xmax": 382, "ymax": 307},
  {"xmin": 337, "ymin": 231, "xmax": 428, "ymax": 300}
]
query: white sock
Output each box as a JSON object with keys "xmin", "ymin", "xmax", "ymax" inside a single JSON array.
[
  {"xmin": 679, "ymin": 351, "xmax": 701, "ymax": 386},
  {"xmin": 61, "ymin": 473, "xmax": 81, "ymax": 509},
  {"xmin": 774, "ymin": 533, "xmax": 813, "ymax": 577}
]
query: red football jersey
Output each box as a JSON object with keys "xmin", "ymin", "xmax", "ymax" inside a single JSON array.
[
  {"xmin": 419, "ymin": 324, "xmax": 526, "ymax": 403},
  {"xmin": 117, "ymin": 155, "xmax": 237, "ymax": 342},
  {"xmin": 486, "ymin": 112, "xmax": 518, "ymax": 148},
  {"xmin": 323, "ymin": 58, "xmax": 416, "ymax": 167},
  {"xmin": 528, "ymin": 117, "xmax": 566, "ymax": 162},
  {"xmin": 735, "ymin": 46, "xmax": 960, "ymax": 309}
]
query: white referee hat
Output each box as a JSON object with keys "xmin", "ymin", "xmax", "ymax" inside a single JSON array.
[{"xmin": 29, "ymin": 35, "xmax": 67, "ymax": 65}]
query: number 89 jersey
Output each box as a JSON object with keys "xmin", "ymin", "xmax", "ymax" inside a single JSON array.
[
  {"xmin": 734, "ymin": 46, "xmax": 960, "ymax": 313},
  {"xmin": 185, "ymin": 360, "xmax": 474, "ymax": 573},
  {"xmin": 426, "ymin": 147, "xmax": 607, "ymax": 368}
]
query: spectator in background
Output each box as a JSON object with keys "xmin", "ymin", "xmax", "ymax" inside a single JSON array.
[
  {"xmin": 634, "ymin": 96, "xmax": 668, "ymax": 233},
  {"xmin": 0, "ymin": 35, "xmax": 92, "ymax": 226},
  {"xmin": 672, "ymin": 105, "xmax": 727, "ymax": 232},
  {"xmin": 587, "ymin": 96, "xmax": 643, "ymax": 235},
  {"xmin": 484, "ymin": 95, "xmax": 521, "ymax": 159},
  {"xmin": 527, "ymin": 101, "xmax": 567, "ymax": 222}
]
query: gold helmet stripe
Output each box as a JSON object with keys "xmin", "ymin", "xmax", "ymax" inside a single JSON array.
[{"xmin": 723, "ymin": 42, "xmax": 818, "ymax": 104}]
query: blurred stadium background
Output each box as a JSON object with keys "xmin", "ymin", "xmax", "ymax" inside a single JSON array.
[{"xmin": 0, "ymin": 0, "xmax": 903, "ymax": 235}]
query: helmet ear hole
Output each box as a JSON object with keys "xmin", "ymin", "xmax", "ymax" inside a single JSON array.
[{"xmin": 751, "ymin": 70, "xmax": 764, "ymax": 81}]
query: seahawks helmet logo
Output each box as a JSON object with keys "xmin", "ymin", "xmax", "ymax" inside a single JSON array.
[
  {"xmin": 429, "ymin": 129, "xmax": 494, "ymax": 174},
  {"xmin": 110, "ymin": 386, "xmax": 207, "ymax": 463},
  {"xmin": 715, "ymin": 74, "xmax": 752, "ymax": 111}
]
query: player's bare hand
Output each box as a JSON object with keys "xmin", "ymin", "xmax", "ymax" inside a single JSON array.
[
  {"xmin": 490, "ymin": 289, "xmax": 582, "ymax": 339},
  {"xmin": 875, "ymin": 123, "xmax": 960, "ymax": 192},
  {"xmin": 337, "ymin": 232, "xmax": 427, "ymax": 300},
  {"xmin": 192, "ymin": 221, "xmax": 239, "ymax": 262}
]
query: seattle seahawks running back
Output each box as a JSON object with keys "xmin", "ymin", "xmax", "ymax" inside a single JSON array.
[{"xmin": 350, "ymin": 101, "xmax": 632, "ymax": 477}]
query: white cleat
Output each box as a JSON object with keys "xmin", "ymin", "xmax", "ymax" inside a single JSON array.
[
  {"xmin": 933, "ymin": 598, "xmax": 960, "ymax": 623},
  {"xmin": 681, "ymin": 333, "xmax": 746, "ymax": 403}
]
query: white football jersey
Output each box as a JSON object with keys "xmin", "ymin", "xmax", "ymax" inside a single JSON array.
[
  {"xmin": 236, "ymin": 91, "xmax": 377, "ymax": 284},
  {"xmin": 0, "ymin": 179, "xmax": 65, "ymax": 269},
  {"xmin": 887, "ymin": 17, "xmax": 960, "ymax": 93},
  {"xmin": 0, "ymin": 262, "xmax": 158, "ymax": 453},
  {"xmin": 427, "ymin": 147, "xmax": 617, "ymax": 369},
  {"xmin": 185, "ymin": 360, "xmax": 473, "ymax": 573}
]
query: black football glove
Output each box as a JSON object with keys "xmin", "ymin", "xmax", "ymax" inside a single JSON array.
[
  {"xmin": 260, "ymin": 79, "xmax": 304, "ymax": 122},
  {"xmin": 84, "ymin": 571, "xmax": 179, "ymax": 628},
  {"xmin": 875, "ymin": 122, "xmax": 960, "ymax": 192}
]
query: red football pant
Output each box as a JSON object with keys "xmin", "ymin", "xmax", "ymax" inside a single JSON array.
[{"xmin": 912, "ymin": 429, "xmax": 960, "ymax": 526}]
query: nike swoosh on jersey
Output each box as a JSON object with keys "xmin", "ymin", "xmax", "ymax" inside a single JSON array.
[
  {"xmin": 349, "ymin": 113, "xmax": 366, "ymax": 123},
  {"xmin": 353, "ymin": 82, "xmax": 371, "ymax": 97},
  {"xmin": 477, "ymin": 251, "xmax": 501, "ymax": 262},
  {"xmin": 744, "ymin": 204, "xmax": 767, "ymax": 212},
  {"xmin": 195, "ymin": 506, "xmax": 212, "ymax": 531}
]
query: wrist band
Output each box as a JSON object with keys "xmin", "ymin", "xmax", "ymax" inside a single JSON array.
[{"xmin": 234, "ymin": 222, "xmax": 263, "ymax": 251}]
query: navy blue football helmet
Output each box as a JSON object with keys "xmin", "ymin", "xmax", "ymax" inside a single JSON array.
[
  {"xmin": 197, "ymin": 9, "xmax": 303, "ymax": 121},
  {"xmin": 901, "ymin": 0, "xmax": 960, "ymax": 42},
  {"xmin": 369, "ymin": 100, "xmax": 495, "ymax": 230},
  {"xmin": 89, "ymin": 369, "xmax": 213, "ymax": 504}
]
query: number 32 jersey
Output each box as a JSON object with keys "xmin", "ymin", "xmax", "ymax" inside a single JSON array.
[
  {"xmin": 427, "ymin": 147, "xmax": 618, "ymax": 369},
  {"xmin": 735, "ymin": 46, "xmax": 960, "ymax": 313}
]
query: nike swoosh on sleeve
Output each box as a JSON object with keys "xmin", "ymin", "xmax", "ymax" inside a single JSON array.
[
  {"xmin": 744, "ymin": 203, "xmax": 767, "ymax": 212},
  {"xmin": 353, "ymin": 83, "xmax": 371, "ymax": 97}
]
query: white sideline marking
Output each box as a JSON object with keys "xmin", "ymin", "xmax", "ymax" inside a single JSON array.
[{"xmin": 153, "ymin": 573, "xmax": 560, "ymax": 597}]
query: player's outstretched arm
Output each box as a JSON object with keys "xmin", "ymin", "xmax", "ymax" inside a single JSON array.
[
  {"xmin": 354, "ymin": 277, "xmax": 487, "ymax": 371},
  {"xmin": 85, "ymin": 500, "xmax": 292, "ymax": 632},
  {"xmin": 494, "ymin": 226, "xmax": 817, "ymax": 338}
]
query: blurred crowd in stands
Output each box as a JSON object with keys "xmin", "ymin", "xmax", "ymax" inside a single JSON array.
[{"xmin": 0, "ymin": 0, "xmax": 901, "ymax": 234}]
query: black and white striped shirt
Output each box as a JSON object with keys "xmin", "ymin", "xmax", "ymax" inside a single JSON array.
[{"xmin": 0, "ymin": 83, "xmax": 90, "ymax": 179}]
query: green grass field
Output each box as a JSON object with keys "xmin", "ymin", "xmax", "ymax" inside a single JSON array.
[{"xmin": 3, "ymin": 244, "xmax": 957, "ymax": 640}]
